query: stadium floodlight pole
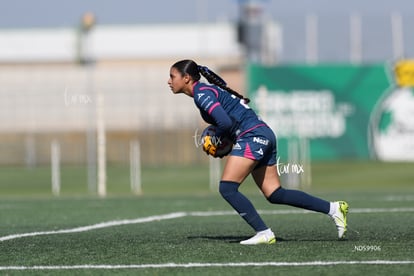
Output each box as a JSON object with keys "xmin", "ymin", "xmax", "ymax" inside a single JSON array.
[
  {"xmin": 303, "ymin": 13, "xmax": 317, "ymax": 189},
  {"xmin": 391, "ymin": 11, "xmax": 404, "ymax": 60},
  {"xmin": 86, "ymin": 67, "xmax": 97, "ymax": 196},
  {"xmin": 78, "ymin": 12, "xmax": 105, "ymax": 196},
  {"xmin": 96, "ymin": 91, "xmax": 107, "ymax": 197},
  {"xmin": 350, "ymin": 12, "xmax": 362, "ymax": 64},
  {"xmin": 305, "ymin": 13, "xmax": 318, "ymax": 64},
  {"xmin": 237, "ymin": 0, "xmax": 266, "ymax": 63}
]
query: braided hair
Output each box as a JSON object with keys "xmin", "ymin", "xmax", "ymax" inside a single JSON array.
[{"xmin": 172, "ymin": 59, "xmax": 250, "ymax": 104}]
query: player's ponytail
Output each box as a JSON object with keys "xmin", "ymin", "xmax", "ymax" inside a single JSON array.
[
  {"xmin": 171, "ymin": 59, "xmax": 250, "ymax": 104},
  {"xmin": 198, "ymin": 65, "xmax": 250, "ymax": 104}
]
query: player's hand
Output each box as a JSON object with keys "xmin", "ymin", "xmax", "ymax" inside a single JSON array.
[{"xmin": 202, "ymin": 135, "xmax": 217, "ymax": 157}]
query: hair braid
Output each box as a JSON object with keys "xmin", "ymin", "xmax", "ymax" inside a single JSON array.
[{"xmin": 198, "ymin": 66, "xmax": 250, "ymax": 104}]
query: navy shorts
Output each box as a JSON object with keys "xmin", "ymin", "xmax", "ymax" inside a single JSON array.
[{"xmin": 230, "ymin": 124, "xmax": 277, "ymax": 168}]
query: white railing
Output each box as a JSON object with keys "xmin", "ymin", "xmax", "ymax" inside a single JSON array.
[{"xmin": 0, "ymin": 65, "xmax": 199, "ymax": 132}]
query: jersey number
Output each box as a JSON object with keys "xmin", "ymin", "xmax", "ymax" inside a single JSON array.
[{"xmin": 232, "ymin": 95, "xmax": 250, "ymax": 109}]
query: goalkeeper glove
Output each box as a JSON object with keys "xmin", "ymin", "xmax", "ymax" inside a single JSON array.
[{"xmin": 202, "ymin": 135, "xmax": 218, "ymax": 157}]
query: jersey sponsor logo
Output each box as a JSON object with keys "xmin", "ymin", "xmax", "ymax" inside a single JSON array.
[{"xmin": 253, "ymin": 137, "xmax": 269, "ymax": 145}]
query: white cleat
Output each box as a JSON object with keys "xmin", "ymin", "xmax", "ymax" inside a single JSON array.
[
  {"xmin": 331, "ymin": 201, "xmax": 349, "ymax": 239},
  {"xmin": 240, "ymin": 229, "xmax": 276, "ymax": 245}
]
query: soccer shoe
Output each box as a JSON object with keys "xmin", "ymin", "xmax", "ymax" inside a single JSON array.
[
  {"xmin": 331, "ymin": 201, "xmax": 349, "ymax": 239},
  {"xmin": 240, "ymin": 229, "xmax": 276, "ymax": 245}
]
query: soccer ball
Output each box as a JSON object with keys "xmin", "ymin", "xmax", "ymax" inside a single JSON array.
[{"xmin": 201, "ymin": 125, "xmax": 233, "ymax": 157}]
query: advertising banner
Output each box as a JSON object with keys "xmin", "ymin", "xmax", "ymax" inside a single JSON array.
[{"xmin": 247, "ymin": 63, "xmax": 406, "ymax": 160}]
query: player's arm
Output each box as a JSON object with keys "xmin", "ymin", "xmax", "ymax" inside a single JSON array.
[
  {"xmin": 208, "ymin": 105, "xmax": 232, "ymax": 137},
  {"xmin": 195, "ymin": 89, "xmax": 233, "ymax": 156},
  {"xmin": 195, "ymin": 89, "xmax": 232, "ymax": 137}
]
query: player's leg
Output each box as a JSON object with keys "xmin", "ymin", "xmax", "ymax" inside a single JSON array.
[
  {"xmin": 220, "ymin": 156, "xmax": 275, "ymax": 245},
  {"xmin": 253, "ymin": 165, "xmax": 330, "ymax": 212},
  {"xmin": 252, "ymin": 165, "xmax": 349, "ymax": 239}
]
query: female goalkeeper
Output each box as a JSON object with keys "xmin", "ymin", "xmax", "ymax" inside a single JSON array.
[{"xmin": 168, "ymin": 59, "xmax": 348, "ymax": 245}]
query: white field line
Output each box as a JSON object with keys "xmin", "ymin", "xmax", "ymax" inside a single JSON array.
[
  {"xmin": 0, "ymin": 260, "xmax": 413, "ymax": 270},
  {"xmin": 1, "ymin": 207, "xmax": 413, "ymax": 242},
  {"xmin": 384, "ymin": 195, "xmax": 414, "ymax": 201},
  {"xmin": 0, "ymin": 212, "xmax": 187, "ymax": 242}
]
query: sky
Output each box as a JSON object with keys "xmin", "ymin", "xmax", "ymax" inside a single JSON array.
[
  {"xmin": 1, "ymin": 0, "xmax": 413, "ymax": 62},
  {"xmin": 1, "ymin": 0, "xmax": 413, "ymax": 29}
]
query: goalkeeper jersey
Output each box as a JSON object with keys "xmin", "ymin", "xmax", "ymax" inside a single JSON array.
[{"xmin": 192, "ymin": 81, "xmax": 266, "ymax": 139}]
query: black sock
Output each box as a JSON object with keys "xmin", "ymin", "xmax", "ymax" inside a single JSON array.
[
  {"xmin": 267, "ymin": 187, "xmax": 330, "ymax": 214},
  {"xmin": 219, "ymin": 181, "xmax": 268, "ymax": 232}
]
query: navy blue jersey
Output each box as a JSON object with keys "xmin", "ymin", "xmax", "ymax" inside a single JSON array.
[
  {"xmin": 193, "ymin": 81, "xmax": 277, "ymax": 165},
  {"xmin": 192, "ymin": 81, "xmax": 265, "ymax": 139}
]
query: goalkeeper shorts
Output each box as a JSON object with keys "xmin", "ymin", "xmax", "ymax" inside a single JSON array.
[{"xmin": 230, "ymin": 124, "xmax": 277, "ymax": 168}]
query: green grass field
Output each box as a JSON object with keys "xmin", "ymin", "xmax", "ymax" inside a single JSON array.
[{"xmin": 0, "ymin": 161, "xmax": 413, "ymax": 275}]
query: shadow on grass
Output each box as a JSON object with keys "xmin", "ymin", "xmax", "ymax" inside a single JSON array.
[
  {"xmin": 187, "ymin": 235, "xmax": 351, "ymax": 243},
  {"xmin": 187, "ymin": 235, "xmax": 295, "ymax": 243}
]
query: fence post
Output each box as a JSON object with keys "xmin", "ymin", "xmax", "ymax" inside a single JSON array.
[
  {"xmin": 51, "ymin": 140, "xmax": 61, "ymax": 196},
  {"xmin": 209, "ymin": 157, "xmax": 221, "ymax": 192},
  {"xmin": 130, "ymin": 140, "xmax": 142, "ymax": 195}
]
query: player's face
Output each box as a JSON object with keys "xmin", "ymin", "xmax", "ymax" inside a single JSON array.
[{"xmin": 168, "ymin": 67, "xmax": 190, "ymax": 96}]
